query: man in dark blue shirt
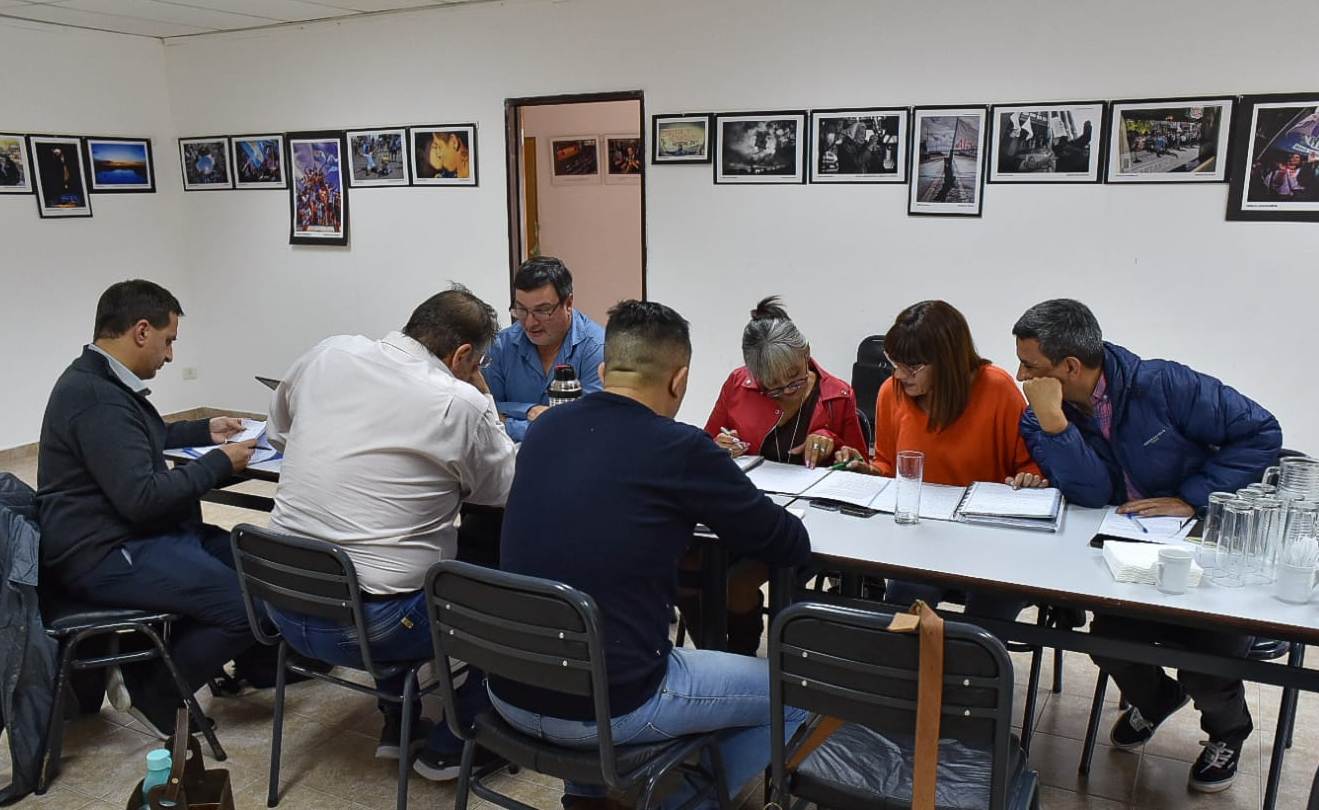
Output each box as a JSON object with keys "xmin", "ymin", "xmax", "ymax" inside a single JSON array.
[{"xmin": 494, "ymin": 300, "xmax": 811, "ymax": 809}]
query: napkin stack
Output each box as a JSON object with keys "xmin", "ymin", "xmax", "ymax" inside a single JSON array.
[{"xmin": 1103, "ymin": 542, "xmax": 1204, "ymax": 586}]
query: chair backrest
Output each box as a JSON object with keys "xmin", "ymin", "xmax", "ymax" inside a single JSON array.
[
  {"xmin": 770, "ymin": 602, "xmax": 1016, "ymax": 810},
  {"xmin": 229, "ymin": 523, "xmax": 385, "ymax": 677},
  {"xmin": 851, "ymin": 335, "xmax": 892, "ymax": 429},
  {"xmin": 424, "ymin": 560, "xmax": 624, "ymax": 779}
]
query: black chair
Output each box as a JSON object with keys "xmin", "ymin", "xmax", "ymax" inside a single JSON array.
[
  {"xmin": 768, "ymin": 602, "xmax": 1039, "ymax": 810},
  {"xmin": 36, "ymin": 601, "xmax": 226, "ymax": 794},
  {"xmin": 850, "ymin": 335, "xmax": 892, "ymax": 430},
  {"xmin": 425, "ymin": 560, "xmax": 732, "ymax": 810},
  {"xmin": 230, "ymin": 523, "xmax": 441, "ymax": 810},
  {"xmin": 855, "ymin": 406, "xmax": 875, "ymax": 452}
]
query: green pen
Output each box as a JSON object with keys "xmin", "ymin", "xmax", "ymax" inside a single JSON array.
[{"xmin": 829, "ymin": 461, "xmax": 851, "ymax": 471}]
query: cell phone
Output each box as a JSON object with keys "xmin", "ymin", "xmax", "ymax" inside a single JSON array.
[{"xmin": 810, "ymin": 499, "xmax": 878, "ymax": 518}]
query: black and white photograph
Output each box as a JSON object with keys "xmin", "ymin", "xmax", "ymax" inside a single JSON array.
[
  {"xmin": 989, "ymin": 102, "xmax": 1105, "ymax": 183},
  {"xmin": 178, "ymin": 136, "xmax": 232, "ymax": 190},
  {"xmin": 652, "ymin": 114, "xmax": 711, "ymax": 163},
  {"xmin": 1228, "ymin": 93, "xmax": 1319, "ymax": 222},
  {"xmin": 231, "ymin": 134, "xmax": 286, "ymax": 189},
  {"xmin": 1106, "ymin": 97, "xmax": 1233, "ymax": 183},
  {"xmin": 0, "ymin": 134, "xmax": 32, "ymax": 193},
  {"xmin": 29, "ymin": 135, "xmax": 91, "ymax": 218},
  {"xmin": 347, "ymin": 128, "xmax": 408, "ymax": 187},
  {"xmin": 714, "ymin": 111, "xmax": 806, "ymax": 184},
  {"xmin": 909, "ymin": 106, "xmax": 986, "ymax": 216},
  {"xmin": 809, "ymin": 108, "xmax": 907, "ymax": 183}
]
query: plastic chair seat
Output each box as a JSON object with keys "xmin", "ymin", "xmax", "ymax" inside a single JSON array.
[
  {"xmin": 43, "ymin": 603, "xmax": 177, "ymax": 636},
  {"xmin": 792, "ymin": 723, "xmax": 1037, "ymax": 810}
]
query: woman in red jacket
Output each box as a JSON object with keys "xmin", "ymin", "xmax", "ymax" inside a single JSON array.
[{"xmin": 693, "ymin": 297, "xmax": 866, "ymax": 655}]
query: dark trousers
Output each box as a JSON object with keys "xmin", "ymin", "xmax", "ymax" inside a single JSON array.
[
  {"xmin": 885, "ymin": 580, "xmax": 1026, "ymax": 621},
  {"xmin": 65, "ymin": 522, "xmax": 254, "ymax": 696},
  {"xmin": 1090, "ymin": 614, "xmax": 1254, "ymax": 747}
]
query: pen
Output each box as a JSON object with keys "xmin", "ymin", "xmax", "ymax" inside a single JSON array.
[
  {"xmin": 1125, "ymin": 512, "xmax": 1149, "ymax": 534},
  {"xmin": 829, "ymin": 461, "xmax": 850, "ymax": 471},
  {"xmin": 719, "ymin": 426, "xmax": 748, "ymax": 447}
]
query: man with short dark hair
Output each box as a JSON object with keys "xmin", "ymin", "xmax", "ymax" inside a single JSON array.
[
  {"xmin": 494, "ymin": 300, "xmax": 811, "ymax": 808},
  {"xmin": 265, "ymin": 284, "xmax": 516, "ymax": 780},
  {"xmin": 484, "ymin": 256, "xmax": 605, "ymax": 442},
  {"xmin": 1013, "ymin": 297, "xmax": 1281, "ymax": 793},
  {"xmin": 38, "ymin": 279, "xmax": 257, "ymax": 738}
]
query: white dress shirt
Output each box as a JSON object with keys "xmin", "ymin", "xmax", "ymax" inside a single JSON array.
[{"xmin": 267, "ymin": 331, "xmax": 516, "ymax": 594}]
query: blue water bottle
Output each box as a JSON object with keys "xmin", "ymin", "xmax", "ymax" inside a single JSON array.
[{"xmin": 140, "ymin": 748, "xmax": 171, "ymax": 808}]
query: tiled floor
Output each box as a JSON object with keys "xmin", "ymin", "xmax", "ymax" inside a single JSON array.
[{"xmin": 4, "ymin": 455, "xmax": 1318, "ymax": 809}]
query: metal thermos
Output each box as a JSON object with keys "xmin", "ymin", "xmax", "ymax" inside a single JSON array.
[{"xmin": 547, "ymin": 364, "xmax": 582, "ymax": 407}]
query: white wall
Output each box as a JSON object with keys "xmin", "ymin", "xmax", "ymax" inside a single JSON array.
[{"xmin": 0, "ymin": 19, "xmax": 193, "ymax": 450}]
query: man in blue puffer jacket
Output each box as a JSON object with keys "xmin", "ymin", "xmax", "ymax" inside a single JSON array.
[{"xmin": 1013, "ymin": 298, "xmax": 1281, "ymax": 795}]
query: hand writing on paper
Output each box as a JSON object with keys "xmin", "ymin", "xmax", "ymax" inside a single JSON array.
[
  {"xmin": 208, "ymin": 416, "xmax": 245, "ymax": 444},
  {"xmin": 833, "ymin": 445, "xmax": 875, "ymax": 474},
  {"xmin": 1118, "ymin": 497, "xmax": 1195, "ymax": 518},
  {"xmin": 792, "ymin": 432, "xmax": 835, "ymax": 469},
  {"xmin": 1005, "ymin": 471, "xmax": 1050, "ymax": 489},
  {"xmin": 219, "ymin": 439, "xmax": 257, "ymax": 472},
  {"xmin": 714, "ymin": 429, "xmax": 748, "ymax": 458},
  {"xmin": 1022, "ymin": 377, "xmax": 1068, "ymax": 434}
]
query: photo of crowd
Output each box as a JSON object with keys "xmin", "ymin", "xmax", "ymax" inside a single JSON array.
[
  {"xmin": 348, "ymin": 130, "xmax": 406, "ymax": 186},
  {"xmin": 1108, "ymin": 99, "xmax": 1231, "ymax": 182},
  {"xmin": 1243, "ymin": 104, "xmax": 1319, "ymax": 207},
  {"xmin": 715, "ymin": 113, "xmax": 805, "ymax": 183},
  {"xmin": 990, "ymin": 103, "xmax": 1102, "ymax": 182},
  {"xmin": 810, "ymin": 110, "xmax": 905, "ymax": 183},
  {"xmin": 290, "ymin": 135, "xmax": 346, "ymax": 244}
]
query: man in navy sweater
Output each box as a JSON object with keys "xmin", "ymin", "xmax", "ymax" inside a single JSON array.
[
  {"xmin": 493, "ymin": 300, "xmax": 811, "ymax": 809},
  {"xmin": 37, "ymin": 280, "xmax": 257, "ymax": 738}
]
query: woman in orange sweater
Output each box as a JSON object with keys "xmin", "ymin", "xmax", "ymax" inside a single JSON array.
[{"xmin": 841, "ymin": 300, "xmax": 1045, "ymax": 619}]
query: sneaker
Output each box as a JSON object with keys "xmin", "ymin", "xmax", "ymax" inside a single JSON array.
[
  {"xmin": 412, "ymin": 745, "xmax": 498, "ymax": 782},
  {"xmin": 1110, "ymin": 693, "xmax": 1190, "ymax": 750},
  {"xmin": 1189, "ymin": 740, "xmax": 1239, "ymax": 793},
  {"xmin": 105, "ymin": 666, "xmax": 131, "ymax": 712},
  {"xmin": 110, "ymin": 667, "xmax": 181, "ymax": 740},
  {"xmin": 375, "ymin": 716, "xmax": 433, "ymax": 760}
]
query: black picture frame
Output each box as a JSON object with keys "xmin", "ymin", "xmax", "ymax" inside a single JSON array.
[
  {"xmin": 178, "ymin": 136, "xmax": 233, "ymax": 191},
  {"xmin": 230, "ymin": 134, "xmax": 288, "ymax": 190},
  {"xmin": 651, "ymin": 113, "xmax": 712, "ymax": 164},
  {"xmin": 82, "ymin": 136, "xmax": 155, "ymax": 194},
  {"xmin": 907, "ymin": 105, "xmax": 987, "ymax": 217},
  {"xmin": 28, "ymin": 134, "xmax": 92, "ymax": 218},
  {"xmin": 1104, "ymin": 96, "xmax": 1236, "ymax": 184},
  {"xmin": 408, "ymin": 123, "xmax": 478, "ymax": 187},
  {"xmin": 1226, "ymin": 92, "xmax": 1319, "ymax": 222},
  {"xmin": 713, "ymin": 110, "xmax": 808, "ymax": 185},
  {"xmin": 345, "ymin": 126, "xmax": 410, "ymax": 187},
  {"xmin": 287, "ymin": 130, "xmax": 349, "ymax": 247},
  {"xmin": 986, "ymin": 101, "xmax": 1107, "ymax": 184},
  {"xmin": 0, "ymin": 133, "xmax": 33, "ymax": 194},
  {"xmin": 808, "ymin": 106, "xmax": 909, "ymax": 184}
]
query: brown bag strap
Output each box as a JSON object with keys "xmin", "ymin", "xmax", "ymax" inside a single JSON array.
[{"xmin": 887, "ymin": 600, "xmax": 945, "ymax": 810}]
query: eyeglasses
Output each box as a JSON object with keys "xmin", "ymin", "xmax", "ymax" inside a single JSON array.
[
  {"xmin": 884, "ymin": 352, "xmax": 926, "ymax": 377},
  {"xmin": 510, "ymin": 301, "xmax": 564, "ymax": 322},
  {"xmin": 478, "ymin": 353, "xmax": 492, "ymax": 369},
  {"xmin": 763, "ymin": 375, "xmax": 810, "ymax": 399}
]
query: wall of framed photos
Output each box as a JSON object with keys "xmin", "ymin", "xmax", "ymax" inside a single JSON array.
[{"xmin": 4, "ymin": 0, "xmax": 1319, "ymax": 451}]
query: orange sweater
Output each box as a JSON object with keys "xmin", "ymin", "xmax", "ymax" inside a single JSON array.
[{"xmin": 872, "ymin": 364, "xmax": 1041, "ymax": 486}]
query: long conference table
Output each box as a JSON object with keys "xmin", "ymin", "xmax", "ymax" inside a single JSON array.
[{"xmin": 178, "ymin": 454, "xmax": 1318, "ymax": 809}]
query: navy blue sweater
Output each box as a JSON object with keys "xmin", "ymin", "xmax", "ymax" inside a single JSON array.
[
  {"xmin": 494, "ymin": 391, "xmax": 812, "ymax": 719},
  {"xmin": 36, "ymin": 348, "xmax": 232, "ymax": 583}
]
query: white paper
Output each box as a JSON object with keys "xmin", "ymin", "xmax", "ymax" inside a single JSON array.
[
  {"xmin": 227, "ymin": 418, "xmax": 267, "ymax": 445},
  {"xmin": 959, "ymin": 482, "xmax": 1061, "ymax": 518},
  {"xmin": 735, "ymin": 455, "xmax": 764, "ymax": 472},
  {"xmin": 746, "ymin": 460, "xmax": 831, "ymax": 495},
  {"xmin": 1097, "ymin": 507, "xmax": 1195, "ymax": 542},
  {"xmin": 873, "ymin": 481, "xmax": 967, "ymax": 521},
  {"xmin": 1103, "ymin": 542, "xmax": 1204, "ymax": 586},
  {"xmin": 800, "ymin": 471, "xmax": 892, "ymax": 508}
]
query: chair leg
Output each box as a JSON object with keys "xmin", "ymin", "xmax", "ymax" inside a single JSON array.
[
  {"xmin": 675, "ymin": 617, "xmax": 687, "ymax": 648},
  {"xmin": 137, "ymin": 623, "xmax": 226, "ymax": 761},
  {"xmin": 1265, "ymin": 644, "xmax": 1307, "ymax": 810},
  {"xmin": 1287, "ymin": 644, "xmax": 1306, "ymax": 749},
  {"xmin": 1020, "ymin": 645, "xmax": 1043, "ymax": 756},
  {"xmin": 1052, "ymin": 647, "xmax": 1064, "ymax": 694},
  {"xmin": 36, "ymin": 637, "xmax": 79, "ymax": 794},
  {"xmin": 453, "ymin": 739, "xmax": 477, "ymax": 810},
  {"xmin": 267, "ymin": 642, "xmax": 288, "ymax": 808},
  {"xmin": 396, "ymin": 673, "xmax": 418, "ymax": 810},
  {"xmin": 1079, "ymin": 671, "xmax": 1109, "ymax": 775}
]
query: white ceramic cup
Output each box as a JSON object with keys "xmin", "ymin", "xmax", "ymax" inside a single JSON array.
[
  {"xmin": 1275, "ymin": 563, "xmax": 1318, "ymax": 604},
  {"xmin": 1155, "ymin": 547, "xmax": 1194, "ymax": 595}
]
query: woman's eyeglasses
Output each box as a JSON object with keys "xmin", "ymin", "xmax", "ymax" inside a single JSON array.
[
  {"xmin": 884, "ymin": 352, "xmax": 926, "ymax": 377},
  {"xmin": 763, "ymin": 375, "xmax": 810, "ymax": 399}
]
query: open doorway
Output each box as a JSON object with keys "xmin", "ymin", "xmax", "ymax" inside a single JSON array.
[{"xmin": 504, "ymin": 91, "xmax": 646, "ymax": 322}]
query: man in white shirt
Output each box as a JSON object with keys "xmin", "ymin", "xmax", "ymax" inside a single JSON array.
[{"xmin": 265, "ymin": 284, "xmax": 515, "ymax": 780}]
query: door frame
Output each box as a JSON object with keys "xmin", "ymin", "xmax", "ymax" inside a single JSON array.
[{"xmin": 503, "ymin": 89, "xmax": 647, "ymax": 302}]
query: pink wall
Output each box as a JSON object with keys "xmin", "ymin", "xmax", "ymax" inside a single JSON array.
[{"xmin": 519, "ymin": 100, "xmax": 643, "ymax": 323}]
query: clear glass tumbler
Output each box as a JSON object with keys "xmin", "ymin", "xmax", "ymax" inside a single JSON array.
[
  {"xmin": 1196, "ymin": 492, "xmax": 1237, "ymax": 571},
  {"xmin": 1212, "ymin": 499, "xmax": 1255, "ymax": 588},
  {"xmin": 894, "ymin": 450, "xmax": 924, "ymax": 526}
]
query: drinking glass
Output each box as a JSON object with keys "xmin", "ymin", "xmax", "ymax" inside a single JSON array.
[
  {"xmin": 894, "ymin": 450, "xmax": 924, "ymax": 526},
  {"xmin": 1196, "ymin": 492, "xmax": 1236, "ymax": 570},
  {"xmin": 1276, "ymin": 456, "xmax": 1319, "ymax": 502},
  {"xmin": 1246, "ymin": 495, "xmax": 1283, "ymax": 584},
  {"xmin": 1212, "ymin": 499, "xmax": 1255, "ymax": 588}
]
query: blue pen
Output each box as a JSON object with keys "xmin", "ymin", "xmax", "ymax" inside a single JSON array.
[{"xmin": 1125, "ymin": 513, "xmax": 1149, "ymax": 534}]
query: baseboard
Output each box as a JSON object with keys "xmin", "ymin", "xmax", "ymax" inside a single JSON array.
[{"xmin": 0, "ymin": 406, "xmax": 264, "ymax": 463}]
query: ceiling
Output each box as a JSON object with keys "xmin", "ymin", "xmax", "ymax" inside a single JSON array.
[{"xmin": 0, "ymin": 0, "xmax": 487, "ymax": 38}]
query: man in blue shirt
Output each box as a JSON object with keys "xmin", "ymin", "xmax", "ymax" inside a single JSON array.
[{"xmin": 485, "ymin": 256, "xmax": 605, "ymax": 442}]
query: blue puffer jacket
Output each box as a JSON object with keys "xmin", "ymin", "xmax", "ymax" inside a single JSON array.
[{"xmin": 1021, "ymin": 342, "xmax": 1282, "ymax": 510}]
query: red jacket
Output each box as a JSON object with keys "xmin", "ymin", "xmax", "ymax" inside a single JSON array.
[{"xmin": 704, "ymin": 360, "xmax": 870, "ymax": 460}]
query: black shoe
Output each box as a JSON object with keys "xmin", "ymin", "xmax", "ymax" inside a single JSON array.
[
  {"xmin": 1189, "ymin": 740, "xmax": 1239, "ymax": 793},
  {"xmin": 1110, "ymin": 692, "xmax": 1190, "ymax": 750},
  {"xmin": 412, "ymin": 745, "xmax": 497, "ymax": 782},
  {"xmin": 376, "ymin": 716, "xmax": 433, "ymax": 760}
]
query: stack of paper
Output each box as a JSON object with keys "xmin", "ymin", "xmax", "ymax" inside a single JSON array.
[
  {"xmin": 799, "ymin": 470, "xmax": 891, "ymax": 509},
  {"xmin": 735, "ymin": 455, "xmax": 765, "ymax": 473},
  {"xmin": 746, "ymin": 460, "xmax": 832, "ymax": 495},
  {"xmin": 1103, "ymin": 541, "xmax": 1204, "ymax": 586},
  {"xmin": 183, "ymin": 419, "xmax": 281, "ymax": 466},
  {"xmin": 1095, "ymin": 508, "xmax": 1195, "ymax": 543},
  {"xmin": 871, "ymin": 482, "xmax": 967, "ymax": 522}
]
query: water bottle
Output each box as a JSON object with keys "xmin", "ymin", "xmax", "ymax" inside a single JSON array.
[
  {"xmin": 547, "ymin": 365, "xmax": 582, "ymax": 407},
  {"xmin": 140, "ymin": 748, "xmax": 171, "ymax": 808}
]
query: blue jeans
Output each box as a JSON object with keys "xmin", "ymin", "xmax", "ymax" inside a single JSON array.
[
  {"xmin": 489, "ymin": 647, "xmax": 809, "ymax": 809},
  {"xmin": 885, "ymin": 580, "xmax": 1025, "ymax": 621},
  {"xmin": 266, "ymin": 590, "xmax": 486, "ymax": 755}
]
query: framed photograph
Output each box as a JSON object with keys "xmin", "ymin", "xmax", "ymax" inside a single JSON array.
[
  {"xmin": 410, "ymin": 124, "xmax": 477, "ymax": 187},
  {"xmin": 287, "ymin": 131, "xmax": 348, "ymax": 247},
  {"xmin": 1106, "ymin": 97, "xmax": 1234, "ymax": 183},
  {"xmin": 909, "ymin": 106, "xmax": 987, "ymax": 216},
  {"xmin": 604, "ymin": 134, "xmax": 642, "ymax": 183},
  {"xmin": 1228, "ymin": 93, "xmax": 1319, "ymax": 222},
  {"xmin": 714, "ymin": 111, "xmax": 807, "ymax": 185},
  {"xmin": 28, "ymin": 135, "xmax": 91, "ymax": 218},
  {"xmin": 231, "ymin": 134, "xmax": 286, "ymax": 190},
  {"xmin": 988, "ymin": 102, "xmax": 1105, "ymax": 183},
  {"xmin": 809, "ymin": 108, "xmax": 908, "ymax": 183},
  {"xmin": 82, "ymin": 137, "xmax": 154, "ymax": 193},
  {"xmin": 651, "ymin": 114, "xmax": 711, "ymax": 163},
  {"xmin": 550, "ymin": 135, "xmax": 600, "ymax": 185},
  {"xmin": 178, "ymin": 136, "xmax": 232, "ymax": 191},
  {"xmin": 347, "ymin": 127, "xmax": 408, "ymax": 187},
  {"xmin": 0, "ymin": 134, "xmax": 31, "ymax": 193}
]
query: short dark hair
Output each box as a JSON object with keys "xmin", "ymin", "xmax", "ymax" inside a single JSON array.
[
  {"xmin": 885, "ymin": 300, "xmax": 988, "ymax": 432},
  {"xmin": 604, "ymin": 300, "xmax": 691, "ymax": 381},
  {"xmin": 93, "ymin": 280, "xmax": 184, "ymax": 340},
  {"xmin": 513, "ymin": 256, "xmax": 573, "ymax": 302},
  {"xmin": 403, "ymin": 284, "xmax": 499, "ymax": 359},
  {"xmin": 1012, "ymin": 298, "xmax": 1104, "ymax": 368}
]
